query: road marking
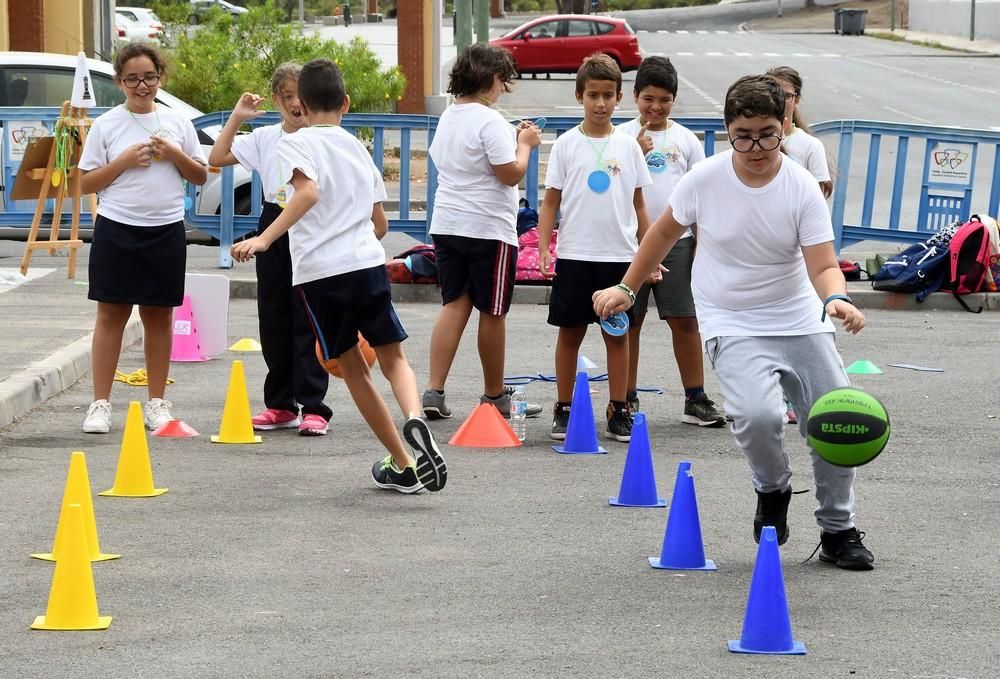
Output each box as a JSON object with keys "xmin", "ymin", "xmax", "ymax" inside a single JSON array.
[
  {"xmin": 733, "ymin": 52, "xmax": 752, "ymax": 56},
  {"xmin": 696, "ymin": 29, "xmax": 709, "ymax": 34},
  {"xmin": 822, "ymin": 53, "xmax": 841, "ymax": 57},
  {"xmin": 991, "ymin": 126, "xmax": 1000, "ymax": 132},
  {"xmin": 676, "ymin": 52, "xmax": 695, "ymax": 56},
  {"xmin": 851, "ymin": 93, "xmax": 863, "ymax": 100},
  {"xmin": 676, "ymin": 29, "xmax": 689, "ymax": 34},
  {"xmin": 715, "ymin": 30, "xmax": 729, "ymax": 34},
  {"xmin": 792, "ymin": 52, "xmax": 812, "ymax": 57},
  {"xmin": 883, "ymin": 106, "xmax": 933, "ymax": 124},
  {"xmin": 706, "ymin": 51, "xmax": 724, "ymax": 56},
  {"xmin": 763, "ymin": 52, "xmax": 782, "ymax": 57},
  {"xmin": 657, "ymin": 29, "xmax": 668, "ymax": 34},
  {"xmin": 679, "ymin": 72, "xmax": 723, "ymax": 111}
]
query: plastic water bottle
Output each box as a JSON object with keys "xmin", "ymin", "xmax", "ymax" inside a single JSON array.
[{"xmin": 510, "ymin": 387, "xmax": 528, "ymax": 441}]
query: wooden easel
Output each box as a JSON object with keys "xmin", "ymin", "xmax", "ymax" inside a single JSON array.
[{"xmin": 16, "ymin": 101, "xmax": 97, "ymax": 279}]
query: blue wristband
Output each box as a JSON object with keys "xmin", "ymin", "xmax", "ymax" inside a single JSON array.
[{"xmin": 821, "ymin": 294, "xmax": 853, "ymax": 322}]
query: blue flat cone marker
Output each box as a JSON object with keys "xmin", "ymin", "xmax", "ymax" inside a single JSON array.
[
  {"xmin": 577, "ymin": 355, "xmax": 598, "ymax": 371},
  {"xmin": 649, "ymin": 461, "xmax": 716, "ymax": 570},
  {"xmin": 610, "ymin": 413, "xmax": 665, "ymax": 507},
  {"xmin": 728, "ymin": 526, "xmax": 806, "ymax": 655},
  {"xmin": 846, "ymin": 359, "xmax": 882, "ymax": 375},
  {"xmin": 553, "ymin": 370, "xmax": 606, "ymax": 454}
]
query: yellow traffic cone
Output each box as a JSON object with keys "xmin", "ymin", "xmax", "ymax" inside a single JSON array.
[
  {"xmin": 228, "ymin": 337, "xmax": 262, "ymax": 352},
  {"xmin": 32, "ymin": 452, "xmax": 119, "ymax": 562},
  {"xmin": 99, "ymin": 401, "xmax": 168, "ymax": 497},
  {"xmin": 31, "ymin": 504, "xmax": 112, "ymax": 630},
  {"xmin": 211, "ymin": 360, "xmax": 262, "ymax": 444}
]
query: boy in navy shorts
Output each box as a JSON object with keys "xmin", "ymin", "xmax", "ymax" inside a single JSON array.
[
  {"xmin": 538, "ymin": 54, "xmax": 653, "ymax": 443},
  {"xmin": 232, "ymin": 59, "xmax": 446, "ymax": 494}
]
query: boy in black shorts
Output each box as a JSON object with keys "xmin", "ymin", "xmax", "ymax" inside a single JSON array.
[{"xmin": 232, "ymin": 59, "xmax": 446, "ymax": 494}]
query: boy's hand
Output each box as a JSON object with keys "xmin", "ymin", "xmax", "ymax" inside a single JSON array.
[
  {"xmin": 231, "ymin": 236, "xmax": 270, "ymax": 263},
  {"xmin": 636, "ymin": 122, "xmax": 654, "ymax": 155},
  {"xmin": 120, "ymin": 142, "xmax": 154, "ymax": 169},
  {"xmin": 149, "ymin": 135, "xmax": 181, "ymax": 163},
  {"xmin": 517, "ymin": 122, "xmax": 542, "ymax": 148},
  {"xmin": 539, "ymin": 250, "xmax": 556, "ymax": 278},
  {"xmin": 826, "ymin": 300, "xmax": 865, "ymax": 334},
  {"xmin": 593, "ymin": 286, "xmax": 633, "ymax": 318},
  {"xmin": 233, "ymin": 92, "xmax": 265, "ymax": 120}
]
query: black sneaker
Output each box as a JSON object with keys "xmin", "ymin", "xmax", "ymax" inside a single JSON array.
[
  {"xmin": 371, "ymin": 456, "xmax": 423, "ymax": 494},
  {"xmin": 682, "ymin": 393, "xmax": 727, "ymax": 428},
  {"xmin": 819, "ymin": 528, "xmax": 875, "ymax": 570},
  {"xmin": 402, "ymin": 417, "xmax": 447, "ymax": 492},
  {"xmin": 550, "ymin": 402, "xmax": 571, "ymax": 440},
  {"xmin": 605, "ymin": 402, "xmax": 633, "ymax": 442},
  {"xmin": 626, "ymin": 389, "xmax": 640, "ymax": 415},
  {"xmin": 754, "ymin": 488, "xmax": 792, "ymax": 545}
]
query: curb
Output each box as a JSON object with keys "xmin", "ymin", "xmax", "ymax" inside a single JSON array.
[{"xmin": 0, "ymin": 318, "xmax": 143, "ymax": 430}]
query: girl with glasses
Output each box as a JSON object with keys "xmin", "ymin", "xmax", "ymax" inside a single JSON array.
[{"xmin": 766, "ymin": 66, "xmax": 834, "ymax": 200}]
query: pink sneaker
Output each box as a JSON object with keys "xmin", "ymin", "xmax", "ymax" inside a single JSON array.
[
  {"xmin": 251, "ymin": 408, "xmax": 301, "ymax": 431},
  {"xmin": 299, "ymin": 413, "xmax": 329, "ymax": 437}
]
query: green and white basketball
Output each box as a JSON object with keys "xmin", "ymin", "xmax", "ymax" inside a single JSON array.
[{"xmin": 806, "ymin": 388, "xmax": 890, "ymax": 467}]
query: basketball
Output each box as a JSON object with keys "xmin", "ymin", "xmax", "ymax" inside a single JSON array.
[
  {"xmin": 315, "ymin": 335, "xmax": 377, "ymax": 379},
  {"xmin": 806, "ymin": 388, "xmax": 890, "ymax": 467}
]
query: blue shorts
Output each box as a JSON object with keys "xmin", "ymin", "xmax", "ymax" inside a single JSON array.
[{"xmin": 297, "ymin": 265, "xmax": 407, "ymax": 360}]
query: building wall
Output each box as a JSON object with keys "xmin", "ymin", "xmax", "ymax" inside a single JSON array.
[
  {"xmin": 0, "ymin": 1, "xmax": 9, "ymax": 51},
  {"xmin": 909, "ymin": 0, "xmax": 1000, "ymax": 41},
  {"xmin": 43, "ymin": 0, "xmax": 85, "ymax": 55}
]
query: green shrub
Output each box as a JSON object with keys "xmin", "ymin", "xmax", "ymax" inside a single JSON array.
[{"xmin": 160, "ymin": 1, "xmax": 405, "ymax": 114}]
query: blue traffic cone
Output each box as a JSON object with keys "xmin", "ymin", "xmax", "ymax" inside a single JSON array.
[
  {"xmin": 609, "ymin": 413, "xmax": 665, "ymax": 507},
  {"xmin": 728, "ymin": 526, "xmax": 807, "ymax": 655},
  {"xmin": 648, "ymin": 461, "xmax": 716, "ymax": 570},
  {"xmin": 553, "ymin": 370, "xmax": 607, "ymax": 455}
]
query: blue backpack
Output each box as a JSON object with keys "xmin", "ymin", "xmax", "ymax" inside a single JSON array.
[{"xmin": 871, "ymin": 238, "xmax": 951, "ymax": 302}]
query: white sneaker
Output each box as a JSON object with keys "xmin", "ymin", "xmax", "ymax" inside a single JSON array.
[
  {"xmin": 82, "ymin": 399, "xmax": 112, "ymax": 434},
  {"xmin": 143, "ymin": 398, "xmax": 175, "ymax": 431}
]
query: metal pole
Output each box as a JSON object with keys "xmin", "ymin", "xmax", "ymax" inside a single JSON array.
[
  {"xmin": 475, "ymin": 0, "xmax": 489, "ymax": 43},
  {"xmin": 456, "ymin": 0, "xmax": 473, "ymax": 51},
  {"xmin": 777, "ymin": 0, "xmax": 782, "ymax": 18},
  {"xmin": 970, "ymin": 0, "xmax": 976, "ymax": 41},
  {"xmin": 298, "ymin": 0, "xmax": 304, "ymax": 33},
  {"xmin": 890, "ymin": 0, "xmax": 896, "ymax": 30}
]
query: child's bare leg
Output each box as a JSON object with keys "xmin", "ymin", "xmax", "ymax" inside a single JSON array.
[
  {"xmin": 374, "ymin": 341, "xmax": 422, "ymax": 419},
  {"xmin": 626, "ymin": 314, "xmax": 645, "ymax": 394},
  {"xmin": 477, "ymin": 312, "xmax": 507, "ymax": 396},
  {"xmin": 666, "ymin": 316, "xmax": 705, "ymax": 389},
  {"xmin": 603, "ymin": 332, "xmax": 629, "ymax": 402},
  {"xmin": 337, "ymin": 344, "xmax": 413, "ymax": 469},
  {"xmin": 555, "ymin": 326, "xmax": 587, "ymax": 402},
  {"xmin": 427, "ymin": 296, "xmax": 473, "ymax": 391},
  {"xmin": 138, "ymin": 305, "xmax": 174, "ymax": 400},
  {"xmin": 91, "ymin": 302, "xmax": 133, "ymax": 400}
]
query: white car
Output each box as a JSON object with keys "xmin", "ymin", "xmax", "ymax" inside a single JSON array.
[
  {"xmin": 115, "ymin": 7, "xmax": 168, "ymax": 45},
  {"xmin": 0, "ymin": 52, "xmax": 254, "ymax": 235}
]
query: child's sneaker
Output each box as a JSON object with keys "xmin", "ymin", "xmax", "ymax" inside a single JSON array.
[
  {"xmin": 818, "ymin": 527, "xmax": 875, "ymax": 570},
  {"xmin": 251, "ymin": 408, "xmax": 301, "ymax": 431},
  {"xmin": 480, "ymin": 386, "xmax": 543, "ymax": 418},
  {"xmin": 783, "ymin": 399, "xmax": 797, "ymax": 425},
  {"xmin": 298, "ymin": 413, "xmax": 329, "ymax": 436},
  {"xmin": 682, "ymin": 393, "xmax": 727, "ymax": 428},
  {"xmin": 754, "ymin": 488, "xmax": 792, "ymax": 545},
  {"xmin": 421, "ymin": 389, "xmax": 452, "ymax": 420},
  {"xmin": 82, "ymin": 399, "xmax": 112, "ymax": 434},
  {"xmin": 605, "ymin": 402, "xmax": 633, "ymax": 442},
  {"xmin": 550, "ymin": 402, "xmax": 571, "ymax": 440},
  {"xmin": 143, "ymin": 398, "xmax": 174, "ymax": 431},
  {"xmin": 402, "ymin": 417, "xmax": 447, "ymax": 492},
  {"xmin": 626, "ymin": 389, "xmax": 640, "ymax": 415},
  {"xmin": 371, "ymin": 455, "xmax": 423, "ymax": 494}
]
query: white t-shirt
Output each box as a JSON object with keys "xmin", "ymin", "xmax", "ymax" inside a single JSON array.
[
  {"xmin": 79, "ymin": 104, "xmax": 206, "ymax": 226},
  {"xmin": 668, "ymin": 151, "xmax": 836, "ymax": 342},
  {"xmin": 782, "ymin": 127, "xmax": 831, "ymax": 183},
  {"xmin": 429, "ymin": 103, "xmax": 519, "ymax": 246},
  {"xmin": 231, "ymin": 123, "xmax": 295, "ymax": 205},
  {"xmin": 616, "ymin": 118, "xmax": 704, "ymax": 239},
  {"xmin": 544, "ymin": 126, "xmax": 652, "ymax": 262},
  {"xmin": 277, "ymin": 126, "xmax": 388, "ymax": 286}
]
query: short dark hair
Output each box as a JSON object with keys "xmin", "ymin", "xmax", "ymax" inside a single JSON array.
[
  {"xmin": 575, "ymin": 53, "xmax": 621, "ymax": 95},
  {"xmin": 298, "ymin": 58, "xmax": 346, "ymax": 113},
  {"xmin": 114, "ymin": 42, "xmax": 166, "ymax": 80},
  {"xmin": 634, "ymin": 56, "xmax": 677, "ymax": 97},
  {"xmin": 723, "ymin": 75, "xmax": 784, "ymax": 125},
  {"xmin": 447, "ymin": 44, "xmax": 518, "ymax": 97}
]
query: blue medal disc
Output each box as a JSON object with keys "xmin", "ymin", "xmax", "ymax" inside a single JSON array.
[
  {"xmin": 533, "ymin": 117, "xmax": 547, "ymax": 129},
  {"xmin": 600, "ymin": 311, "xmax": 629, "ymax": 336},
  {"xmin": 184, "ymin": 195, "xmax": 193, "ymax": 210},
  {"xmin": 588, "ymin": 170, "xmax": 611, "ymax": 194}
]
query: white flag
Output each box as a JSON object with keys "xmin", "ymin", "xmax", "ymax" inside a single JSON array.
[{"xmin": 70, "ymin": 52, "xmax": 95, "ymax": 109}]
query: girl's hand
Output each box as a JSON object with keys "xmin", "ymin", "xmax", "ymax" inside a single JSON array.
[
  {"xmin": 149, "ymin": 135, "xmax": 182, "ymax": 163},
  {"xmin": 233, "ymin": 92, "xmax": 265, "ymax": 120},
  {"xmin": 516, "ymin": 122, "xmax": 542, "ymax": 148},
  {"xmin": 231, "ymin": 236, "xmax": 270, "ymax": 263},
  {"xmin": 120, "ymin": 142, "xmax": 154, "ymax": 169}
]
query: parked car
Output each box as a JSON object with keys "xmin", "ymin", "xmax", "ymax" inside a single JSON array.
[
  {"xmin": 187, "ymin": 0, "xmax": 248, "ymax": 24},
  {"xmin": 115, "ymin": 7, "xmax": 168, "ymax": 45},
  {"xmin": 489, "ymin": 14, "xmax": 642, "ymax": 76},
  {"xmin": 0, "ymin": 52, "xmax": 254, "ymax": 233}
]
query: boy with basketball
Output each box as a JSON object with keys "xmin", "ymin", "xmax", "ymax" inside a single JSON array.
[
  {"xmin": 231, "ymin": 59, "xmax": 446, "ymax": 495},
  {"xmin": 593, "ymin": 75, "xmax": 874, "ymax": 569}
]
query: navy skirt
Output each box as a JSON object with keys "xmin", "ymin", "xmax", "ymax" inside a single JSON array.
[{"xmin": 88, "ymin": 215, "xmax": 186, "ymax": 307}]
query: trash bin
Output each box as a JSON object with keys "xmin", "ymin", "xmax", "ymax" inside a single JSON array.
[
  {"xmin": 833, "ymin": 8, "xmax": 842, "ymax": 34},
  {"xmin": 839, "ymin": 8, "xmax": 867, "ymax": 35},
  {"xmin": 342, "ymin": 3, "xmax": 352, "ymax": 26}
]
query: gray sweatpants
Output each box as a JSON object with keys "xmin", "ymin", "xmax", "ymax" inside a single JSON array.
[{"xmin": 706, "ymin": 333, "xmax": 856, "ymax": 532}]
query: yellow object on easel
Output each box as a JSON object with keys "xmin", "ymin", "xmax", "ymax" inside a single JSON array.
[
  {"xmin": 14, "ymin": 101, "xmax": 95, "ymax": 280},
  {"xmin": 99, "ymin": 402, "xmax": 168, "ymax": 498}
]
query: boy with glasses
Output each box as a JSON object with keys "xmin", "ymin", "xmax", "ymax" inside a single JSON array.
[{"xmin": 593, "ymin": 75, "xmax": 874, "ymax": 570}]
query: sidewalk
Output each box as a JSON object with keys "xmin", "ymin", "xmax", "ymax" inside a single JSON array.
[{"xmin": 1, "ymin": 235, "xmax": 998, "ymax": 430}]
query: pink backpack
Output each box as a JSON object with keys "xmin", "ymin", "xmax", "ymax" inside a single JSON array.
[
  {"xmin": 944, "ymin": 216, "xmax": 991, "ymax": 312},
  {"xmin": 516, "ymin": 227, "xmax": 558, "ymax": 282}
]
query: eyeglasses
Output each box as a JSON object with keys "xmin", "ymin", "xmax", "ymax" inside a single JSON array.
[
  {"xmin": 783, "ymin": 91, "xmax": 798, "ymax": 101},
  {"xmin": 121, "ymin": 74, "xmax": 160, "ymax": 88},
  {"xmin": 729, "ymin": 134, "xmax": 782, "ymax": 153}
]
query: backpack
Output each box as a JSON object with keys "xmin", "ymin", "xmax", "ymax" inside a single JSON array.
[
  {"xmin": 839, "ymin": 259, "xmax": 862, "ymax": 281},
  {"xmin": 943, "ymin": 216, "xmax": 991, "ymax": 312},
  {"xmin": 871, "ymin": 241, "xmax": 950, "ymax": 302}
]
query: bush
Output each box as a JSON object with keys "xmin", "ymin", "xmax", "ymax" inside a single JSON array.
[{"xmin": 159, "ymin": 1, "xmax": 405, "ymax": 114}]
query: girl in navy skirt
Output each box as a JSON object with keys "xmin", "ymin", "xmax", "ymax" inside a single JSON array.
[
  {"xmin": 78, "ymin": 42, "xmax": 208, "ymax": 434},
  {"xmin": 207, "ymin": 63, "xmax": 333, "ymax": 436}
]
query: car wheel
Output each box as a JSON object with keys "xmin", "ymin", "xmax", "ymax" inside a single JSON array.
[{"xmin": 234, "ymin": 191, "xmax": 252, "ymax": 216}]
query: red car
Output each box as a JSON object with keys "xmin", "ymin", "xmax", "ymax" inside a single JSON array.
[{"xmin": 490, "ymin": 15, "xmax": 643, "ymax": 76}]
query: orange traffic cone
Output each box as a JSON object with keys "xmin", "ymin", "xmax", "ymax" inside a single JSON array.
[
  {"xmin": 31, "ymin": 504, "xmax": 112, "ymax": 630},
  {"xmin": 152, "ymin": 419, "xmax": 199, "ymax": 437},
  {"xmin": 211, "ymin": 360, "xmax": 261, "ymax": 444},
  {"xmin": 99, "ymin": 401, "xmax": 168, "ymax": 497},
  {"xmin": 33, "ymin": 452, "xmax": 119, "ymax": 562},
  {"xmin": 449, "ymin": 403, "xmax": 522, "ymax": 448}
]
